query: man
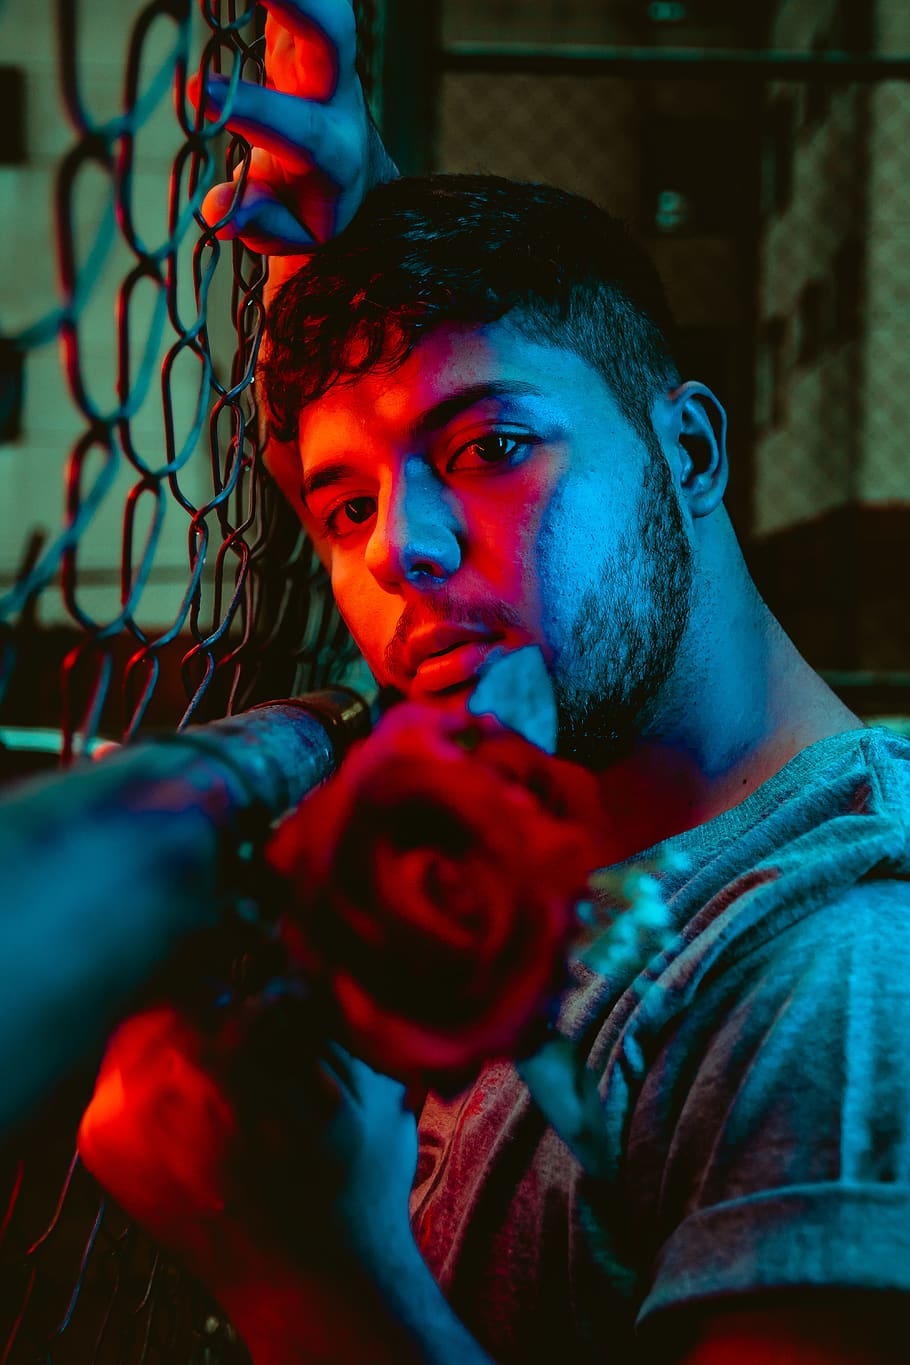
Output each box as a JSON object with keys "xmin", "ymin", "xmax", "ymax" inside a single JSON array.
[{"xmin": 133, "ymin": 1, "xmax": 910, "ymax": 1360}]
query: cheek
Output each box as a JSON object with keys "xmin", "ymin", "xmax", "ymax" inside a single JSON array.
[
  {"xmin": 329, "ymin": 560, "xmax": 399, "ymax": 674},
  {"xmin": 532, "ymin": 479, "xmax": 615, "ymax": 629},
  {"xmin": 330, "ymin": 558, "xmax": 377, "ymax": 636},
  {"xmin": 539, "ymin": 505, "xmax": 592, "ymax": 584},
  {"xmin": 474, "ymin": 523, "xmax": 536, "ymax": 604},
  {"xmin": 469, "ymin": 471, "xmax": 558, "ymax": 604}
]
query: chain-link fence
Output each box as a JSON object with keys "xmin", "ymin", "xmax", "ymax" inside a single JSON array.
[
  {"xmin": 0, "ymin": 2, "xmax": 379, "ymax": 1359},
  {"xmin": 0, "ymin": 0, "xmax": 369, "ymax": 782}
]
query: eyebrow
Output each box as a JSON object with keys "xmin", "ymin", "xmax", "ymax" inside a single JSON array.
[
  {"xmin": 300, "ymin": 460, "xmax": 361, "ymax": 507},
  {"xmin": 410, "ymin": 380, "xmax": 546, "ymax": 439},
  {"xmin": 300, "ymin": 381, "xmax": 546, "ymax": 506}
]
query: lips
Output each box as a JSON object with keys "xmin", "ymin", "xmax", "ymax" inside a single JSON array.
[{"xmin": 402, "ymin": 625, "xmax": 503, "ymax": 696}]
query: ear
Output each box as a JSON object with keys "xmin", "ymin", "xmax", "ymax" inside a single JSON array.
[
  {"xmin": 657, "ymin": 381, "xmax": 728, "ymax": 519},
  {"xmin": 263, "ymin": 431, "xmax": 334, "ymax": 568},
  {"xmin": 264, "ymin": 431, "xmax": 307, "ymax": 518}
]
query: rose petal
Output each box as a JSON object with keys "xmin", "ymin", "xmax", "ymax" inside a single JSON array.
[{"xmin": 270, "ymin": 700, "xmax": 608, "ymax": 1094}]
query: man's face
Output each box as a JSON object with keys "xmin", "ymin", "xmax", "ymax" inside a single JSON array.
[{"xmin": 296, "ymin": 318, "xmax": 693, "ymax": 766}]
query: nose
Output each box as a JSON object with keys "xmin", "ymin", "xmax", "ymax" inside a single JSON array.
[{"xmin": 364, "ymin": 457, "xmax": 463, "ymax": 588}]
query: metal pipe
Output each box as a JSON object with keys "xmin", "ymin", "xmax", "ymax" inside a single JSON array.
[
  {"xmin": 440, "ymin": 43, "xmax": 910, "ymax": 82},
  {"xmin": 0, "ymin": 689, "xmax": 371, "ymax": 1133}
]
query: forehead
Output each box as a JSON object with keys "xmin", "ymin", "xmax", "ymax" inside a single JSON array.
[{"xmin": 295, "ymin": 318, "xmax": 627, "ymax": 455}]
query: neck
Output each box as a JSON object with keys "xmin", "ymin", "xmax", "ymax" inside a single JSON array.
[{"xmin": 594, "ymin": 587, "xmax": 861, "ymax": 864}]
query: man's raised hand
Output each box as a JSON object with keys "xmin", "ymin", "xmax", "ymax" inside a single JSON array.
[{"xmin": 190, "ymin": 0, "xmax": 396, "ymax": 275}]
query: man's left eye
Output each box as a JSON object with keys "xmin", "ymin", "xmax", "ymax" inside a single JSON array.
[{"xmin": 447, "ymin": 434, "xmax": 530, "ymax": 472}]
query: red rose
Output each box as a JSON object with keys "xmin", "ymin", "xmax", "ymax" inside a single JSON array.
[{"xmin": 266, "ymin": 704, "xmax": 608, "ymax": 1096}]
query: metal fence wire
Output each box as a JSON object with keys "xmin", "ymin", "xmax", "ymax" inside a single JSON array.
[
  {"xmin": 0, "ymin": 2, "xmax": 378, "ymax": 1360},
  {"xmin": 0, "ymin": 0, "xmax": 369, "ymax": 774}
]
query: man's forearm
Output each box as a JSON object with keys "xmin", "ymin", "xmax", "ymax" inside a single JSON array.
[
  {"xmin": 0, "ymin": 698, "xmax": 352, "ymax": 1131},
  {"xmin": 220, "ymin": 1236, "xmax": 495, "ymax": 1365}
]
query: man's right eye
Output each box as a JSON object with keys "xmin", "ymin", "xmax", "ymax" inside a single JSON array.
[{"xmin": 324, "ymin": 496, "xmax": 376, "ymax": 538}]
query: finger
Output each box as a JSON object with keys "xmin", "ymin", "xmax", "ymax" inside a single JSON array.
[
  {"xmin": 200, "ymin": 180, "xmax": 318, "ymax": 251},
  {"xmin": 320, "ymin": 1039, "xmax": 358, "ymax": 1092},
  {"xmin": 262, "ymin": 0, "xmax": 357, "ymax": 73},
  {"xmin": 265, "ymin": 11, "xmax": 337, "ymax": 102},
  {"xmin": 322, "ymin": 1041, "xmax": 408, "ymax": 1108},
  {"xmin": 199, "ymin": 78, "xmax": 361, "ymax": 184}
]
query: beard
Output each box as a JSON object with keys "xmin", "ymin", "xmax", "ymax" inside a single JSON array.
[{"xmin": 548, "ymin": 438, "xmax": 694, "ymax": 770}]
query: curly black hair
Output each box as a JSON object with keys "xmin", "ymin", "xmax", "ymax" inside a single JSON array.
[{"xmin": 260, "ymin": 173, "xmax": 681, "ymax": 449}]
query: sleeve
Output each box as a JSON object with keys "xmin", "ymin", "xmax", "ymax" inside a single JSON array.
[{"xmin": 632, "ymin": 876, "xmax": 910, "ymax": 1330}]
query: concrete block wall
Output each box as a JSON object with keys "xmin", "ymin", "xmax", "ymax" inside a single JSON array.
[
  {"xmin": 753, "ymin": 0, "xmax": 910, "ymax": 536},
  {"xmin": 863, "ymin": 0, "xmax": 910, "ymax": 502},
  {"xmin": 0, "ymin": 0, "xmax": 236, "ymax": 629}
]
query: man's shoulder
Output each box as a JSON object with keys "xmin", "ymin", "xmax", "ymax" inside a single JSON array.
[
  {"xmin": 816, "ymin": 721, "xmax": 910, "ymax": 809},
  {"xmin": 854, "ymin": 722, "xmax": 910, "ymax": 814},
  {"xmin": 565, "ymin": 726, "xmax": 910, "ymax": 1058},
  {"xmin": 677, "ymin": 724, "xmax": 910, "ymax": 940}
]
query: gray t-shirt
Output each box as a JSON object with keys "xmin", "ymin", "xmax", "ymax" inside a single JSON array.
[{"xmin": 410, "ymin": 726, "xmax": 910, "ymax": 1361}]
